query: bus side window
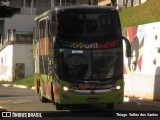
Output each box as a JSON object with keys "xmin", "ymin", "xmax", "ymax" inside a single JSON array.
[
  {"xmin": 51, "ymin": 10, "xmax": 57, "ymax": 36},
  {"xmin": 39, "ymin": 19, "xmax": 47, "ymax": 39},
  {"xmin": 38, "ymin": 18, "xmax": 49, "ymax": 75}
]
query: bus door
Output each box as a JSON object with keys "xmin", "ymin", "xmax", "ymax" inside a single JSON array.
[{"xmin": 38, "ymin": 16, "xmax": 51, "ymax": 97}]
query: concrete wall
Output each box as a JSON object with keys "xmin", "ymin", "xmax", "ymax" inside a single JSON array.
[
  {"xmin": 36, "ymin": 0, "xmax": 51, "ymax": 15},
  {"xmin": 0, "ymin": 44, "xmax": 33, "ymax": 81},
  {"xmin": 0, "ymin": 29, "xmax": 33, "ymax": 81},
  {"xmin": 123, "ymin": 22, "xmax": 160, "ymax": 101},
  {"xmin": 4, "ymin": 0, "xmax": 89, "ymax": 35},
  {"xmin": 4, "ymin": 14, "xmax": 36, "ymax": 35},
  {"xmin": 12, "ymin": 44, "xmax": 34, "ymax": 80},
  {"xmin": 9, "ymin": 0, "xmax": 21, "ymax": 8},
  {"xmin": 0, "ymin": 45, "xmax": 13, "ymax": 81}
]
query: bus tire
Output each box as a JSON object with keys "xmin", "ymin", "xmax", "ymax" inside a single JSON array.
[
  {"xmin": 55, "ymin": 103, "xmax": 63, "ymax": 110},
  {"xmin": 106, "ymin": 103, "xmax": 114, "ymax": 110}
]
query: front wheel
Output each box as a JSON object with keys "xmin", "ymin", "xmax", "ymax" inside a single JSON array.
[
  {"xmin": 106, "ymin": 103, "xmax": 114, "ymax": 110},
  {"xmin": 55, "ymin": 103, "xmax": 63, "ymax": 110}
]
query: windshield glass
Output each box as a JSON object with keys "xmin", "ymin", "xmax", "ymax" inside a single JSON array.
[
  {"xmin": 60, "ymin": 49, "xmax": 122, "ymax": 81},
  {"xmin": 58, "ymin": 13, "xmax": 117, "ymax": 37}
]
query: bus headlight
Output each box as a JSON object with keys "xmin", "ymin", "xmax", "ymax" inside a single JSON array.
[
  {"xmin": 63, "ymin": 86, "xmax": 69, "ymax": 91},
  {"xmin": 116, "ymin": 86, "xmax": 121, "ymax": 90}
]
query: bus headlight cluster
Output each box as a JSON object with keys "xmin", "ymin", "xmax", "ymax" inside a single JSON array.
[
  {"xmin": 116, "ymin": 85, "xmax": 121, "ymax": 90},
  {"xmin": 63, "ymin": 86, "xmax": 69, "ymax": 91}
]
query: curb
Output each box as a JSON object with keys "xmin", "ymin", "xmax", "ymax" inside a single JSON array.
[
  {"xmin": 12, "ymin": 84, "xmax": 28, "ymax": 89},
  {"xmin": 0, "ymin": 106, "xmax": 7, "ymax": 112},
  {"xmin": 0, "ymin": 84, "xmax": 11, "ymax": 87},
  {"xmin": 0, "ymin": 84, "xmax": 35, "ymax": 90},
  {"xmin": 129, "ymin": 98, "xmax": 160, "ymax": 108}
]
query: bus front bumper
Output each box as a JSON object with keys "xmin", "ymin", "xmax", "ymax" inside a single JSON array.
[{"xmin": 57, "ymin": 88, "xmax": 124, "ymax": 105}]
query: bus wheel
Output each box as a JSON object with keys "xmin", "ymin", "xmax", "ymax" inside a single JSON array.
[
  {"xmin": 55, "ymin": 103, "xmax": 63, "ymax": 110},
  {"xmin": 106, "ymin": 103, "xmax": 114, "ymax": 110}
]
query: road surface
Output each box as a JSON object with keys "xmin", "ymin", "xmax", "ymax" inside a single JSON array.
[{"xmin": 0, "ymin": 85, "xmax": 160, "ymax": 117}]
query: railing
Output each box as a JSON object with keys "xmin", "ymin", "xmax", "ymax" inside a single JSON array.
[{"xmin": 0, "ymin": 29, "xmax": 33, "ymax": 51}]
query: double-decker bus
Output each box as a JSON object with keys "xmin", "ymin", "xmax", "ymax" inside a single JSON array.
[{"xmin": 33, "ymin": 6, "xmax": 131, "ymax": 110}]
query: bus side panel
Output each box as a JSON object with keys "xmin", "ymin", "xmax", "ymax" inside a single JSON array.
[
  {"xmin": 53, "ymin": 80, "xmax": 59, "ymax": 102},
  {"xmin": 38, "ymin": 74, "xmax": 51, "ymax": 100},
  {"xmin": 33, "ymin": 38, "xmax": 40, "ymax": 93},
  {"xmin": 34, "ymin": 73, "xmax": 39, "ymax": 93}
]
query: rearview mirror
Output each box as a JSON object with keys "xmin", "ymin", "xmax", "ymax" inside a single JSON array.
[{"xmin": 122, "ymin": 36, "xmax": 131, "ymax": 58}]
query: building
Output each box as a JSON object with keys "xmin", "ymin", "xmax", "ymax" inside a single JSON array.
[
  {"xmin": 0, "ymin": 0, "xmax": 89, "ymax": 81},
  {"xmin": 98, "ymin": 0, "xmax": 147, "ymax": 9},
  {"xmin": 0, "ymin": 29, "xmax": 33, "ymax": 81},
  {"xmin": 0, "ymin": 0, "xmax": 89, "ymax": 35}
]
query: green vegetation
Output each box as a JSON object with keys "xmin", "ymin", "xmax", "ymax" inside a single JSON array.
[
  {"xmin": 0, "ymin": 76, "xmax": 34, "ymax": 88},
  {"xmin": 12, "ymin": 76, "xmax": 34, "ymax": 88},
  {"xmin": 119, "ymin": 0, "xmax": 160, "ymax": 28},
  {"xmin": 0, "ymin": 81, "xmax": 12, "ymax": 84}
]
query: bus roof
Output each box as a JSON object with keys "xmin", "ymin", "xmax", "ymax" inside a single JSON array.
[
  {"xmin": 54, "ymin": 5, "xmax": 116, "ymax": 11},
  {"xmin": 35, "ymin": 5, "xmax": 117, "ymax": 21},
  {"xmin": 35, "ymin": 10, "xmax": 50, "ymax": 21}
]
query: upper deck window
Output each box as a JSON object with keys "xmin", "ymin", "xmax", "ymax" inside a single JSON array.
[{"xmin": 57, "ymin": 11, "xmax": 119, "ymax": 38}]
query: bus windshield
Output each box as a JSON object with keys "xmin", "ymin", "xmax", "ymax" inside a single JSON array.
[
  {"xmin": 58, "ymin": 13, "xmax": 118, "ymax": 38},
  {"xmin": 56, "ymin": 9, "xmax": 122, "ymax": 81},
  {"xmin": 60, "ymin": 49, "xmax": 122, "ymax": 81}
]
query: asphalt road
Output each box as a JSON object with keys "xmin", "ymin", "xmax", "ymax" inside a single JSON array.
[{"xmin": 0, "ymin": 85, "xmax": 160, "ymax": 117}]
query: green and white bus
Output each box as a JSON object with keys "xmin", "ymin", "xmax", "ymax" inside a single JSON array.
[{"xmin": 33, "ymin": 6, "xmax": 131, "ymax": 110}]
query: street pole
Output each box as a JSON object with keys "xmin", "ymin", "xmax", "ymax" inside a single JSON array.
[
  {"xmin": 31, "ymin": 0, "xmax": 33, "ymax": 15},
  {"xmin": 60, "ymin": 0, "xmax": 62, "ymax": 6},
  {"xmin": 91, "ymin": 0, "xmax": 93, "ymax": 5},
  {"xmin": 51, "ymin": 0, "xmax": 54, "ymax": 8}
]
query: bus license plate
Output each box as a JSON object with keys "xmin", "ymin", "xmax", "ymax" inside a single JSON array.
[{"xmin": 87, "ymin": 98, "xmax": 98, "ymax": 103}]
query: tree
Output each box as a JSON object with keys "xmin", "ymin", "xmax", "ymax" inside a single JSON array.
[
  {"xmin": 125, "ymin": 0, "xmax": 128, "ymax": 8},
  {"xmin": 131, "ymin": 0, "xmax": 134, "ymax": 7},
  {"xmin": 0, "ymin": 0, "xmax": 20, "ymax": 18},
  {"xmin": 111, "ymin": 0, "xmax": 117, "ymax": 8},
  {"xmin": 123, "ymin": 0, "xmax": 128, "ymax": 8},
  {"xmin": 123, "ymin": 0, "xmax": 125, "ymax": 7}
]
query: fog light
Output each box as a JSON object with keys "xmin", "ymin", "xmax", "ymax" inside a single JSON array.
[
  {"xmin": 116, "ymin": 86, "xmax": 121, "ymax": 90},
  {"xmin": 63, "ymin": 86, "xmax": 69, "ymax": 91}
]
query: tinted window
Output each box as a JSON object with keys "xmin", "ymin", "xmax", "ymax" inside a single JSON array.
[
  {"xmin": 60, "ymin": 49, "xmax": 122, "ymax": 81},
  {"xmin": 39, "ymin": 19, "xmax": 47, "ymax": 38},
  {"xmin": 58, "ymin": 13, "xmax": 117, "ymax": 37}
]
